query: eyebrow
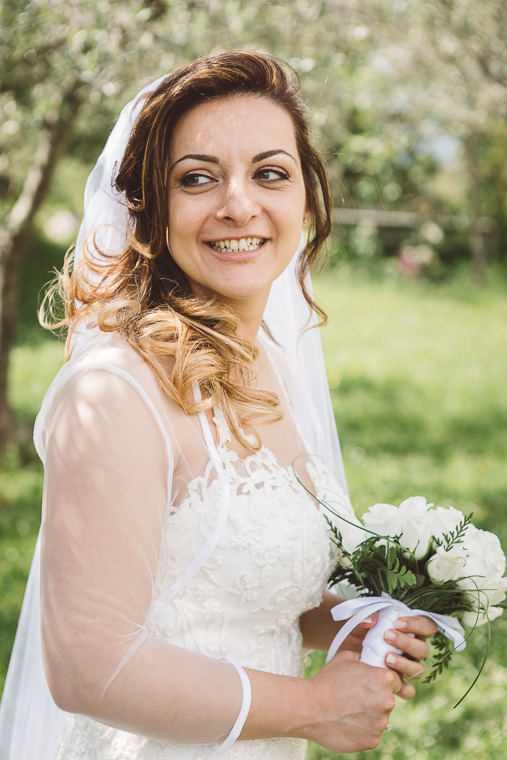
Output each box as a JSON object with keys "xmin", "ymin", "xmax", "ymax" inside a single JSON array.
[
  {"xmin": 169, "ymin": 148, "xmax": 297, "ymax": 173},
  {"xmin": 252, "ymin": 149, "xmax": 297, "ymax": 164},
  {"xmin": 169, "ymin": 153, "xmax": 219, "ymax": 172}
]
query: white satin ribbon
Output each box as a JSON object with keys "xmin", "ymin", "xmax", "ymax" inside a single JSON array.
[
  {"xmin": 206, "ymin": 658, "xmax": 252, "ymax": 756},
  {"xmin": 327, "ymin": 591, "xmax": 466, "ymax": 665}
]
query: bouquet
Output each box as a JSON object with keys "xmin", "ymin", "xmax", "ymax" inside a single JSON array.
[{"xmin": 323, "ymin": 496, "xmax": 507, "ymax": 699}]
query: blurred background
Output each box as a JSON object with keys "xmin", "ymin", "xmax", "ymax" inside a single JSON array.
[{"xmin": 1, "ymin": 1, "xmax": 507, "ymax": 758}]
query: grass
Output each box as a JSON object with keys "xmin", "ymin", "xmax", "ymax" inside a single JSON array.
[
  {"xmin": 0, "ymin": 342, "xmax": 64, "ymax": 693},
  {"xmin": 306, "ymin": 267, "xmax": 507, "ymax": 760},
  {"xmin": 1, "ymin": 264, "xmax": 507, "ymax": 758}
]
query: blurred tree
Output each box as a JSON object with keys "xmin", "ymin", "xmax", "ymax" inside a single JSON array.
[
  {"xmin": 408, "ymin": 0, "xmax": 507, "ymax": 281},
  {"xmin": 0, "ymin": 0, "xmax": 181, "ymax": 444},
  {"xmin": 2, "ymin": 0, "xmax": 507, "ymax": 443},
  {"xmin": 0, "ymin": 0, "xmax": 367, "ymax": 444},
  {"xmin": 335, "ymin": 0, "xmax": 507, "ymax": 278}
]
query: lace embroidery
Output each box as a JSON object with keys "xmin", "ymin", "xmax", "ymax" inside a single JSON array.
[
  {"xmin": 57, "ymin": 406, "xmax": 341, "ymax": 760},
  {"xmin": 57, "ymin": 714, "xmax": 308, "ymax": 760}
]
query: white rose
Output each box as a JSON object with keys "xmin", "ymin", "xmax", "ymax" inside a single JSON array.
[
  {"xmin": 339, "ymin": 520, "xmax": 368, "ymax": 557},
  {"xmin": 430, "ymin": 506, "xmax": 466, "ymax": 542},
  {"xmin": 427, "ymin": 544, "xmax": 467, "ymax": 584},
  {"xmin": 398, "ymin": 496, "xmax": 433, "ymax": 559},
  {"xmin": 458, "ymin": 572, "xmax": 507, "ymax": 609},
  {"xmin": 362, "ymin": 503, "xmax": 402, "ymax": 539},
  {"xmin": 462, "ymin": 605, "xmax": 504, "ymax": 628},
  {"xmin": 327, "ymin": 499, "xmax": 368, "ymax": 555},
  {"xmin": 463, "ymin": 526, "xmax": 506, "ymax": 576}
]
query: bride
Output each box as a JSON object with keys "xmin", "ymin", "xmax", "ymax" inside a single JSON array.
[{"xmin": 0, "ymin": 50, "xmax": 436, "ymax": 760}]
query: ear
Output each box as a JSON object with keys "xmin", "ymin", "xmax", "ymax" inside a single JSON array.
[{"xmin": 303, "ymin": 211, "xmax": 312, "ymax": 227}]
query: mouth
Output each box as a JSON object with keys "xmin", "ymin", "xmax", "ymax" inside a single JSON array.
[{"xmin": 207, "ymin": 237, "xmax": 267, "ymax": 253}]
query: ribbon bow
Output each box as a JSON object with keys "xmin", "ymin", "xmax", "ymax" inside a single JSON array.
[{"xmin": 327, "ymin": 591, "xmax": 466, "ymax": 664}]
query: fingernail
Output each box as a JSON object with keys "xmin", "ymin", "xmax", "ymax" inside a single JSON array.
[
  {"xmin": 363, "ymin": 616, "xmax": 374, "ymax": 625},
  {"xmin": 386, "ymin": 653, "xmax": 397, "ymax": 665},
  {"xmin": 384, "ymin": 629, "xmax": 396, "ymax": 642},
  {"xmin": 395, "ymin": 619, "xmax": 407, "ymax": 630}
]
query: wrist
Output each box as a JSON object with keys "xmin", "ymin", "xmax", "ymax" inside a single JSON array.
[
  {"xmin": 300, "ymin": 591, "xmax": 345, "ymax": 650},
  {"xmin": 240, "ymin": 669, "xmax": 315, "ymax": 742}
]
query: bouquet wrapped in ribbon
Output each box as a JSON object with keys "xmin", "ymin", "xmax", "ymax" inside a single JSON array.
[{"xmin": 325, "ymin": 496, "xmax": 507, "ymax": 695}]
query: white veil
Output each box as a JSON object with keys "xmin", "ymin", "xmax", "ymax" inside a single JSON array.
[{"xmin": 0, "ymin": 72, "xmax": 348, "ymax": 760}]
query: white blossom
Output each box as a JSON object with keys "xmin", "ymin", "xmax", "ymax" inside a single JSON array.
[
  {"xmin": 463, "ymin": 526, "xmax": 506, "ymax": 576},
  {"xmin": 362, "ymin": 502, "xmax": 402, "ymax": 539},
  {"xmin": 452, "ymin": 526, "xmax": 507, "ymax": 625},
  {"xmin": 427, "ymin": 544, "xmax": 467, "ymax": 583},
  {"xmin": 430, "ymin": 505, "xmax": 466, "ymax": 542},
  {"xmin": 398, "ymin": 496, "xmax": 434, "ymax": 559},
  {"xmin": 462, "ymin": 605, "xmax": 504, "ymax": 628},
  {"xmin": 327, "ymin": 500, "xmax": 368, "ymax": 556}
]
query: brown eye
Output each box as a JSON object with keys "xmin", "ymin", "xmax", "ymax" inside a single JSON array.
[
  {"xmin": 181, "ymin": 173, "xmax": 216, "ymax": 188},
  {"xmin": 255, "ymin": 168, "xmax": 289, "ymax": 182}
]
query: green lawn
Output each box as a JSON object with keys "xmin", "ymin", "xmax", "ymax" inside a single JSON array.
[
  {"xmin": 307, "ymin": 269, "xmax": 507, "ymax": 760},
  {"xmin": 1, "ymin": 268, "xmax": 507, "ymax": 758},
  {"xmin": 0, "ymin": 341, "xmax": 64, "ymax": 693}
]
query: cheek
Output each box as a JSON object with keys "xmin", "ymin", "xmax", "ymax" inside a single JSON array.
[
  {"xmin": 167, "ymin": 196, "xmax": 199, "ymax": 239},
  {"xmin": 267, "ymin": 194, "xmax": 306, "ymax": 233}
]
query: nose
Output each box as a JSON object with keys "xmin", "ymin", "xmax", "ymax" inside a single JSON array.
[{"xmin": 215, "ymin": 178, "xmax": 261, "ymax": 227}]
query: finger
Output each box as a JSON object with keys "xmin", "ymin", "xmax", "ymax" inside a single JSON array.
[
  {"xmin": 395, "ymin": 616, "xmax": 438, "ymax": 639},
  {"xmin": 385, "ymin": 651, "xmax": 426, "ymax": 680},
  {"xmin": 359, "ymin": 612, "xmax": 378, "ymax": 629},
  {"xmin": 331, "ymin": 648, "xmax": 361, "ymax": 664},
  {"xmin": 385, "ymin": 629, "xmax": 430, "ymax": 661},
  {"xmin": 383, "ymin": 665, "xmax": 403, "ymax": 695},
  {"xmin": 396, "ymin": 677, "xmax": 417, "ymax": 701}
]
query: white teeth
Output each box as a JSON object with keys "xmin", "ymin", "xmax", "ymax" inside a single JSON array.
[{"xmin": 208, "ymin": 237, "xmax": 265, "ymax": 252}]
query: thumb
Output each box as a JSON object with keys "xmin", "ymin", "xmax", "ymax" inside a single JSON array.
[
  {"xmin": 335, "ymin": 649, "xmax": 361, "ymax": 663},
  {"xmin": 359, "ymin": 612, "xmax": 378, "ymax": 629}
]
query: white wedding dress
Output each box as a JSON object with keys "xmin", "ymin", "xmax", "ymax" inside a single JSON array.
[
  {"xmin": 30, "ymin": 328, "xmax": 354, "ymax": 760},
  {"xmin": 0, "ymin": 68, "xmax": 353, "ymax": 760}
]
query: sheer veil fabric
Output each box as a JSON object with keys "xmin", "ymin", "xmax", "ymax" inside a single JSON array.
[{"xmin": 0, "ymin": 74, "xmax": 348, "ymax": 760}]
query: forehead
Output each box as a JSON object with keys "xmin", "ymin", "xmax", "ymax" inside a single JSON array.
[{"xmin": 170, "ymin": 95, "xmax": 299, "ymax": 161}]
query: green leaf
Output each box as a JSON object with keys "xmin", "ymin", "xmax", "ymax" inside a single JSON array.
[{"xmin": 424, "ymin": 631, "xmax": 455, "ymax": 683}]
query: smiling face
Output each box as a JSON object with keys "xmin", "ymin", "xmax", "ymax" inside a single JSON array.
[{"xmin": 167, "ymin": 95, "xmax": 308, "ymax": 318}]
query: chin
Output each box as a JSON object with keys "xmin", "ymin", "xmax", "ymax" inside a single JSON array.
[{"xmin": 212, "ymin": 284, "xmax": 269, "ymax": 302}]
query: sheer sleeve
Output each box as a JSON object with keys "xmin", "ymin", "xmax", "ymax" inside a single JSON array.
[{"xmin": 40, "ymin": 367, "xmax": 243, "ymax": 744}]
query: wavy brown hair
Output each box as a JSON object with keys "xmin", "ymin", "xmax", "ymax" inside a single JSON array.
[{"xmin": 42, "ymin": 49, "xmax": 333, "ymax": 450}]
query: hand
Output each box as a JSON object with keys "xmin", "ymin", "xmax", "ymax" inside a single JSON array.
[
  {"xmin": 303, "ymin": 650, "xmax": 400, "ymax": 753},
  {"xmin": 299, "ymin": 591, "xmax": 379, "ymax": 651},
  {"xmin": 382, "ymin": 615, "xmax": 438, "ymax": 700}
]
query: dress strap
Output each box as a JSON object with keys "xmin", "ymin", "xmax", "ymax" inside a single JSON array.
[{"xmin": 146, "ymin": 385, "xmax": 232, "ymax": 620}]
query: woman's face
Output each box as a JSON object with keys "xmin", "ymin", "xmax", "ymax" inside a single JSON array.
[{"xmin": 167, "ymin": 95, "xmax": 307, "ymax": 312}]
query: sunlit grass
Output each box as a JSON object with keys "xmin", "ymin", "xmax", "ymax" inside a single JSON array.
[
  {"xmin": 9, "ymin": 340, "xmax": 65, "ymax": 421},
  {"xmin": 306, "ymin": 269, "xmax": 507, "ymax": 759},
  {"xmin": 0, "ymin": 340, "xmax": 64, "ymax": 692}
]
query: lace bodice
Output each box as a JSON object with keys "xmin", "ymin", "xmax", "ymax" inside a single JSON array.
[
  {"xmin": 151, "ymin": 406, "xmax": 338, "ymax": 670},
  {"xmin": 48, "ymin": 337, "xmax": 353, "ymax": 760}
]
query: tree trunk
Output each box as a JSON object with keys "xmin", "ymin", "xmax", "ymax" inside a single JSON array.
[
  {"xmin": 470, "ymin": 221, "xmax": 487, "ymax": 285},
  {"xmin": 465, "ymin": 133, "xmax": 486, "ymax": 285},
  {"xmin": 0, "ymin": 83, "xmax": 81, "ymax": 444}
]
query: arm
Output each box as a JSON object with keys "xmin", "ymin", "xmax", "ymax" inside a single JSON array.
[
  {"xmin": 300, "ymin": 592, "xmax": 437, "ymax": 700},
  {"xmin": 41, "ymin": 370, "xmax": 401, "ymax": 753}
]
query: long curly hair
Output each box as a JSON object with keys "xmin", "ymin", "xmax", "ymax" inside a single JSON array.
[{"xmin": 42, "ymin": 50, "xmax": 333, "ymax": 451}]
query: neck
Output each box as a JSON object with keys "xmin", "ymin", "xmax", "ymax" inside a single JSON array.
[
  {"xmin": 225, "ymin": 292, "xmax": 269, "ymax": 344},
  {"xmin": 185, "ymin": 277, "xmax": 270, "ymax": 344}
]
